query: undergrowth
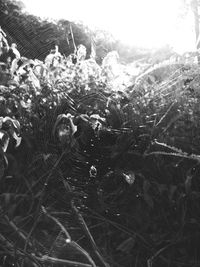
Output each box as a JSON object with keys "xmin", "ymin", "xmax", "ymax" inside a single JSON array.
[{"xmin": 1, "ymin": 28, "xmax": 200, "ymax": 267}]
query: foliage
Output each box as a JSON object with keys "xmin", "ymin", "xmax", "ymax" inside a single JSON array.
[
  {"xmin": 1, "ymin": 21, "xmax": 200, "ymax": 267},
  {"xmin": 0, "ymin": 0, "xmax": 169, "ymax": 66},
  {"xmin": 0, "ymin": 0, "xmax": 93, "ymax": 60}
]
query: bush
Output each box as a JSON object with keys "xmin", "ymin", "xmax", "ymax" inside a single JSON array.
[{"xmin": 1, "ymin": 28, "xmax": 200, "ymax": 267}]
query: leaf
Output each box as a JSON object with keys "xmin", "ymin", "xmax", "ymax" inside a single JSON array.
[
  {"xmin": 89, "ymin": 165, "xmax": 97, "ymax": 178},
  {"xmin": 20, "ymin": 100, "xmax": 31, "ymax": 109},
  {"xmin": 0, "ymin": 117, "xmax": 21, "ymax": 148},
  {"xmin": 2, "ymin": 117, "xmax": 20, "ymax": 132},
  {"xmin": 122, "ymin": 172, "xmax": 135, "ymax": 185},
  {"xmin": 53, "ymin": 113, "xmax": 77, "ymax": 139},
  {"xmin": 0, "ymin": 130, "xmax": 10, "ymax": 152},
  {"xmin": 90, "ymin": 114, "xmax": 106, "ymax": 122},
  {"xmin": 57, "ymin": 124, "xmax": 71, "ymax": 144},
  {"xmin": 76, "ymin": 44, "xmax": 87, "ymax": 61},
  {"xmin": 11, "ymin": 130, "xmax": 22, "ymax": 147},
  {"xmin": 11, "ymin": 119, "xmax": 20, "ymax": 132}
]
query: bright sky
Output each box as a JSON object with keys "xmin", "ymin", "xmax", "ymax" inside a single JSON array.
[{"xmin": 22, "ymin": 0, "xmax": 196, "ymax": 53}]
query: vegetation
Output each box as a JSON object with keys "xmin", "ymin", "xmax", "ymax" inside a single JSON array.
[
  {"xmin": 1, "ymin": 0, "xmax": 176, "ymax": 65},
  {"xmin": 1, "ymin": 1, "xmax": 200, "ymax": 267}
]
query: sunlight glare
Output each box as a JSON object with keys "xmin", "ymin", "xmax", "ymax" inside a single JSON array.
[{"xmin": 22, "ymin": 0, "xmax": 196, "ymax": 53}]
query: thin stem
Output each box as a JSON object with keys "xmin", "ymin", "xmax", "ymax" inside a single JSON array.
[
  {"xmin": 42, "ymin": 206, "xmax": 71, "ymax": 241},
  {"xmin": 3, "ymin": 215, "xmax": 33, "ymax": 248},
  {"xmin": 70, "ymin": 23, "xmax": 77, "ymax": 53},
  {"xmin": 42, "ymin": 206, "xmax": 96, "ymax": 267},
  {"xmin": 72, "ymin": 202, "xmax": 110, "ymax": 267},
  {"xmin": 62, "ymin": 180, "xmax": 110, "ymax": 267},
  {"xmin": 35, "ymin": 255, "xmax": 94, "ymax": 267}
]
